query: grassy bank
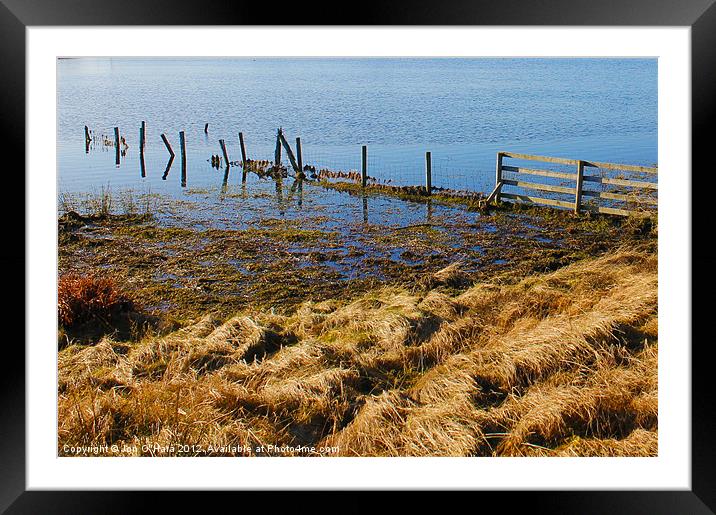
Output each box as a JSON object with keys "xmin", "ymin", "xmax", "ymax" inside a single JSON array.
[{"xmin": 58, "ymin": 245, "xmax": 657, "ymax": 457}]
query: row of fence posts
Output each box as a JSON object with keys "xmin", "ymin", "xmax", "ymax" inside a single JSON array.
[
  {"xmin": 83, "ymin": 125, "xmax": 126, "ymax": 166},
  {"xmin": 86, "ymin": 123, "xmax": 436, "ymax": 194}
]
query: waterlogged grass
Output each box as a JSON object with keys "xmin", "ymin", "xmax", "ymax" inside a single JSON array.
[
  {"xmin": 58, "ymin": 186, "xmax": 656, "ymax": 329},
  {"xmin": 318, "ymin": 179, "xmax": 485, "ymax": 211},
  {"xmin": 59, "ymin": 186, "xmax": 160, "ymax": 218}
]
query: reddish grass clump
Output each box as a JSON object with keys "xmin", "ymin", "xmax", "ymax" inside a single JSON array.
[{"xmin": 58, "ymin": 274, "xmax": 134, "ymax": 329}]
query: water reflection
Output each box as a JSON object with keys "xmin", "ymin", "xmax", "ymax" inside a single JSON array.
[
  {"xmin": 221, "ymin": 166, "xmax": 230, "ymax": 194},
  {"xmin": 288, "ymin": 179, "xmax": 303, "ymax": 208},
  {"xmin": 275, "ymin": 178, "xmax": 284, "ymax": 215},
  {"xmin": 162, "ymin": 154, "xmax": 174, "ymax": 180},
  {"xmin": 140, "ymin": 148, "xmax": 146, "ymax": 179}
]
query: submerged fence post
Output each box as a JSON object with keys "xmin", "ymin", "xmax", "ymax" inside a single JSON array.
[
  {"xmin": 141, "ymin": 121, "xmax": 146, "ymax": 146},
  {"xmin": 160, "ymin": 133, "xmax": 175, "ymax": 157},
  {"xmin": 204, "ymin": 123, "xmax": 209, "ymax": 134},
  {"xmin": 179, "ymin": 131, "xmax": 187, "ymax": 187},
  {"xmin": 85, "ymin": 126, "xmax": 91, "ymax": 153},
  {"xmin": 219, "ymin": 139, "xmax": 230, "ymax": 167},
  {"xmin": 238, "ymin": 132, "xmax": 248, "ymax": 183},
  {"xmin": 361, "ymin": 145, "xmax": 368, "ymax": 188},
  {"xmin": 425, "ymin": 151, "xmax": 432, "ymax": 195},
  {"xmin": 114, "ymin": 127, "xmax": 119, "ymax": 166},
  {"xmin": 296, "ymin": 137, "xmax": 303, "ymax": 176},
  {"xmin": 239, "ymin": 132, "xmax": 248, "ymax": 183},
  {"xmin": 139, "ymin": 124, "xmax": 146, "ymax": 178},
  {"xmin": 114, "ymin": 127, "xmax": 120, "ymax": 166},
  {"xmin": 238, "ymin": 132, "xmax": 247, "ymax": 168},
  {"xmin": 274, "ymin": 128, "xmax": 282, "ymax": 167},
  {"xmin": 278, "ymin": 131, "xmax": 300, "ymax": 173},
  {"xmin": 574, "ymin": 159, "xmax": 585, "ymax": 213}
]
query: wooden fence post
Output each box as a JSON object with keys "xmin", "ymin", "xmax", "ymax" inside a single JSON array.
[
  {"xmin": 141, "ymin": 121, "xmax": 146, "ymax": 146},
  {"xmin": 84, "ymin": 125, "xmax": 91, "ymax": 142},
  {"xmin": 495, "ymin": 151, "xmax": 503, "ymax": 193},
  {"xmin": 238, "ymin": 132, "xmax": 247, "ymax": 183},
  {"xmin": 139, "ymin": 124, "xmax": 146, "ymax": 178},
  {"xmin": 160, "ymin": 133, "xmax": 175, "ymax": 157},
  {"xmin": 485, "ymin": 151, "xmax": 504, "ymax": 204},
  {"xmin": 179, "ymin": 131, "xmax": 187, "ymax": 187},
  {"xmin": 574, "ymin": 159, "xmax": 585, "ymax": 213},
  {"xmin": 274, "ymin": 129, "xmax": 282, "ymax": 167},
  {"xmin": 296, "ymin": 137, "xmax": 303, "ymax": 175},
  {"xmin": 425, "ymin": 151, "xmax": 432, "ymax": 195},
  {"xmin": 278, "ymin": 130, "xmax": 300, "ymax": 173},
  {"xmin": 204, "ymin": 123, "xmax": 209, "ymax": 134},
  {"xmin": 219, "ymin": 139, "xmax": 230, "ymax": 167},
  {"xmin": 238, "ymin": 132, "xmax": 247, "ymax": 168},
  {"xmin": 114, "ymin": 127, "xmax": 120, "ymax": 166},
  {"xmin": 361, "ymin": 145, "xmax": 368, "ymax": 188}
]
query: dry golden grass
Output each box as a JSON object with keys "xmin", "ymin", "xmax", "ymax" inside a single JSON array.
[{"xmin": 58, "ymin": 246, "xmax": 657, "ymax": 456}]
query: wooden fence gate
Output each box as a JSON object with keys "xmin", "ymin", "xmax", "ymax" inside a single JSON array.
[{"xmin": 486, "ymin": 152, "xmax": 658, "ymax": 217}]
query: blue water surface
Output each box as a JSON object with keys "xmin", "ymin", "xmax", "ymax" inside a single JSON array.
[{"xmin": 57, "ymin": 57, "xmax": 657, "ymax": 197}]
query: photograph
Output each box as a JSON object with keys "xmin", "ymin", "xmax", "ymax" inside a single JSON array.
[
  {"xmin": 1, "ymin": 0, "xmax": 710, "ymax": 504},
  {"xmin": 56, "ymin": 56, "xmax": 659, "ymax": 458}
]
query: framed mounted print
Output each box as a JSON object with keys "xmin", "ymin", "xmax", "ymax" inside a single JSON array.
[{"xmin": 4, "ymin": 0, "xmax": 714, "ymax": 512}]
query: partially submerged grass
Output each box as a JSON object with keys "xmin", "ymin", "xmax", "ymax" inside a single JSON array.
[
  {"xmin": 58, "ymin": 189, "xmax": 655, "ymax": 324},
  {"xmin": 59, "ymin": 186, "xmax": 158, "ymax": 219},
  {"xmin": 58, "ymin": 247, "xmax": 657, "ymax": 456},
  {"xmin": 318, "ymin": 179, "xmax": 485, "ymax": 210}
]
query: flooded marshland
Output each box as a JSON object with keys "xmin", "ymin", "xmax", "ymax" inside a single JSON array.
[{"xmin": 58, "ymin": 179, "xmax": 656, "ymax": 333}]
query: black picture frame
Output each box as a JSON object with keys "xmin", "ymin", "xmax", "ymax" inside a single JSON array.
[{"xmin": 4, "ymin": 0, "xmax": 714, "ymax": 512}]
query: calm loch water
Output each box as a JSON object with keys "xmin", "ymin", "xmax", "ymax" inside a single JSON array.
[{"xmin": 57, "ymin": 57, "xmax": 657, "ymax": 199}]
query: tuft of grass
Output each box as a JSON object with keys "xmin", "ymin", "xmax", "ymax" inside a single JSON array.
[
  {"xmin": 58, "ymin": 274, "xmax": 135, "ymax": 330},
  {"xmin": 86, "ymin": 185, "xmax": 113, "ymax": 217}
]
